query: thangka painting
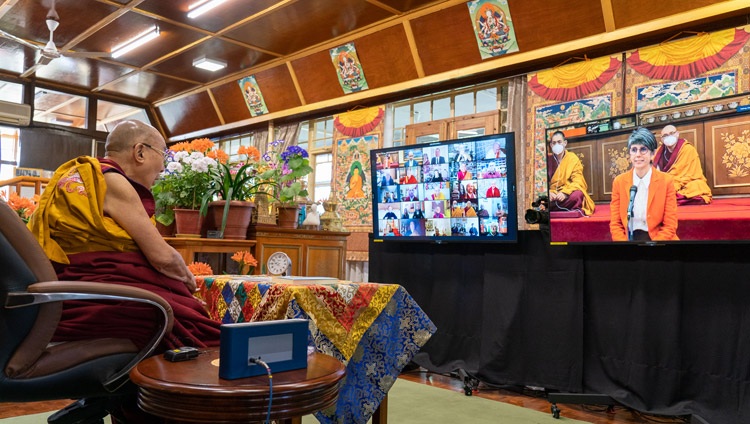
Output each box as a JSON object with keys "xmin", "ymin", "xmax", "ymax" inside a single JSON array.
[
  {"xmin": 238, "ymin": 75, "xmax": 269, "ymax": 117},
  {"xmin": 334, "ymin": 135, "xmax": 380, "ymax": 229},
  {"xmin": 635, "ymin": 72, "xmax": 737, "ymax": 111},
  {"xmin": 330, "ymin": 43, "xmax": 369, "ymax": 94},
  {"xmin": 467, "ymin": 0, "xmax": 519, "ymax": 59}
]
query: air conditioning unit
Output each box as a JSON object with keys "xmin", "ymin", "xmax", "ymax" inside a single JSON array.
[{"xmin": 0, "ymin": 100, "xmax": 31, "ymax": 127}]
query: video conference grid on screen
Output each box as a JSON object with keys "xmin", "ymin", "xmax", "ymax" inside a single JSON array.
[{"xmin": 371, "ymin": 134, "xmax": 516, "ymax": 242}]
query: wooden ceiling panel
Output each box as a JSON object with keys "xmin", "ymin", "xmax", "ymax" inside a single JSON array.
[
  {"xmin": 211, "ymin": 82, "xmax": 252, "ymax": 124},
  {"xmin": 225, "ymin": 0, "xmax": 396, "ymax": 55},
  {"xmin": 410, "ymin": 5, "xmax": 481, "ymax": 76},
  {"xmin": 509, "ymin": 0, "xmax": 605, "ymax": 51},
  {"xmin": 0, "ymin": 40, "xmax": 34, "ymax": 74},
  {"xmin": 101, "ymin": 71, "xmax": 198, "ymax": 103},
  {"xmin": 373, "ymin": 0, "xmax": 444, "ymax": 13},
  {"xmin": 35, "ymin": 57, "xmax": 133, "ymax": 90},
  {"xmin": 253, "ymin": 65, "xmax": 303, "ymax": 112},
  {"xmin": 75, "ymin": 12, "xmax": 206, "ymax": 69},
  {"xmin": 354, "ymin": 25, "xmax": 419, "ymax": 88},
  {"xmin": 0, "ymin": 1, "xmax": 116, "ymax": 46},
  {"xmin": 611, "ymin": 0, "xmax": 727, "ymax": 28},
  {"xmin": 150, "ymin": 37, "xmax": 276, "ymax": 84},
  {"xmin": 291, "ymin": 52, "xmax": 346, "ymax": 104},
  {"xmin": 137, "ymin": 0, "xmax": 283, "ymax": 34},
  {"xmin": 158, "ymin": 91, "xmax": 222, "ymax": 138}
]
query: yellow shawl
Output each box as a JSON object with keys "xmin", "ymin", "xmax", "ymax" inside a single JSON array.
[
  {"xmin": 27, "ymin": 157, "xmax": 138, "ymax": 264},
  {"xmin": 659, "ymin": 142, "xmax": 712, "ymax": 203},
  {"xmin": 549, "ymin": 151, "xmax": 595, "ymax": 216}
]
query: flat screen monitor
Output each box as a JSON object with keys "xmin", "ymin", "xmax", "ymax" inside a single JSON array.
[{"xmin": 370, "ymin": 133, "xmax": 518, "ymax": 243}]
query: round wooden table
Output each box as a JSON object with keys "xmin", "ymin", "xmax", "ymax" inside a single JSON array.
[{"xmin": 130, "ymin": 351, "xmax": 345, "ymax": 423}]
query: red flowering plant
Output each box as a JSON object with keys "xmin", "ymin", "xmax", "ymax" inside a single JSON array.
[
  {"xmin": 231, "ymin": 250, "xmax": 258, "ymax": 275},
  {"xmin": 187, "ymin": 261, "xmax": 214, "ymax": 276},
  {"xmin": 1, "ymin": 191, "xmax": 39, "ymax": 223}
]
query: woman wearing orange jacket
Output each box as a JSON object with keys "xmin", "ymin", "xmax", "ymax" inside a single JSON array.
[{"xmin": 610, "ymin": 127, "xmax": 678, "ymax": 242}]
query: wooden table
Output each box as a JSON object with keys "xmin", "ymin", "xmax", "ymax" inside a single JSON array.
[
  {"xmin": 130, "ymin": 351, "xmax": 345, "ymax": 424},
  {"xmin": 164, "ymin": 237, "xmax": 256, "ymax": 265}
]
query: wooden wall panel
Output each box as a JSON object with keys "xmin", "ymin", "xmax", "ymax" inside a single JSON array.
[
  {"xmin": 611, "ymin": 0, "xmax": 727, "ymax": 29},
  {"xmin": 212, "ymin": 82, "xmax": 251, "ymax": 124},
  {"xmin": 510, "ymin": 0, "xmax": 605, "ymax": 51},
  {"xmin": 291, "ymin": 52, "xmax": 345, "ymax": 104},
  {"xmin": 103, "ymin": 72, "xmax": 197, "ymax": 103},
  {"xmin": 705, "ymin": 115, "xmax": 750, "ymax": 195},
  {"xmin": 355, "ymin": 25, "xmax": 420, "ymax": 88},
  {"xmin": 253, "ymin": 65, "xmax": 303, "ymax": 112},
  {"xmin": 410, "ymin": 5, "xmax": 480, "ymax": 76},
  {"xmin": 158, "ymin": 91, "xmax": 221, "ymax": 138}
]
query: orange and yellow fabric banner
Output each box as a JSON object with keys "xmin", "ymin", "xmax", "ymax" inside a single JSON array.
[
  {"xmin": 528, "ymin": 55, "xmax": 621, "ymax": 101},
  {"xmin": 626, "ymin": 27, "xmax": 750, "ymax": 80}
]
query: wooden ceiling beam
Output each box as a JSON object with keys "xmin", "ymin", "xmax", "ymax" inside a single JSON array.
[{"xmin": 167, "ymin": 0, "xmax": 750, "ymax": 141}]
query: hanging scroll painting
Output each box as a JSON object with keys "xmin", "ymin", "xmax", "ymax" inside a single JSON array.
[
  {"xmin": 467, "ymin": 0, "xmax": 519, "ymax": 59},
  {"xmin": 330, "ymin": 43, "xmax": 369, "ymax": 94},
  {"xmin": 238, "ymin": 75, "xmax": 269, "ymax": 117}
]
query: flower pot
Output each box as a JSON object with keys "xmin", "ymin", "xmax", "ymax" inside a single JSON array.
[
  {"xmin": 208, "ymin": 200, "xmax": 254, "ymax": 240},
  {"xmin": 277, "ymin": 204, "xmax": 300, "ymax": 229},
  {"xmin": 156, "ymin": 220, "xmax": 175, "ymax": 237},
  {"xmin": 173, "ymin": 208, "xmax": 204, "ymax": 238}
]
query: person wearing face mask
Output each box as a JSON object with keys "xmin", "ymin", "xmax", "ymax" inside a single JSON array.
[
  {"xmin": 610, "ymin": 127, "xmax": 678, "ymax": 242},
  {"xmin": 654, "ymin": 125, "xmax": 712, "ymax": 205},
  {"xmin": 546, "ymin": 131, "xmax": 595, "ymax": 216}
]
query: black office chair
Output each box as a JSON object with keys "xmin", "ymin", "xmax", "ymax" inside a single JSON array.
[{"xmin": 0, "ymin": 200, "xmax": 174, "ymax": 423}]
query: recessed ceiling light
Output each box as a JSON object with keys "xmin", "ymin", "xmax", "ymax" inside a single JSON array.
[
  {"xmin": 187, "ymin": 0, "xmax": 228, "ymax": 19},
  {"xmin": 193, "ymin": 56, "xmax": 227, "ymax": 71}
]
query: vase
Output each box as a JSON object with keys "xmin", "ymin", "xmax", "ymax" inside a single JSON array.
[
  {"xmin": 173, "ymin": 208, "xmax": 203, "ymax": 238},
  {"xmin": 208, "ymin": 200, "xmax": 254, "ymax": 240},
  {"xmin": 277, "ymin": 204, "xmax": 300, "ymax": 229}
]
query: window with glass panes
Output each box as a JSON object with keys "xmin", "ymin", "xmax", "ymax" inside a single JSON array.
[
  {"xmin": 0, "ymin": 128, "xmax": 19, "ymax": 181},
  {"xmin": 299, "ymin": 117, "xmax": 335, "ymax": 209},
  {"xmin": 388, "ymin": 81, "xmax": 508, "ymax": 146},
  {"xmin": 216, "ymin": 134, "xmax": 254, "ymax": 163}
]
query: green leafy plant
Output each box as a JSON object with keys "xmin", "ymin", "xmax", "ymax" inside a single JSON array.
[{"xmin": 258, "ymin": 141, "xmax": 313, "ymax": 206}]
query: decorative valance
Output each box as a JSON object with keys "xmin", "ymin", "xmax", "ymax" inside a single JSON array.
[
  {"xmin": 528, "ymin": 56, "xmax": 621, "ymax": 101},
  {"xmin": 333, "ymin": 106, "xmax": 384, "ymax": 138},
  {"xmin": 626, "ymin": 27, "xmax": 750, "ymax": 80}
]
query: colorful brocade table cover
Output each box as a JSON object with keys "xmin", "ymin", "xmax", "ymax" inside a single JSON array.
[{"xmin": 196, "ymin": 276, "xmax": 437, "ymax": 424}]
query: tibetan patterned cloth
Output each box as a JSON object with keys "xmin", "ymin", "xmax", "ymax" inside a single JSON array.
[{"xmin": 196, "ymin": 277, "xmax": 436, "ymax": 424}]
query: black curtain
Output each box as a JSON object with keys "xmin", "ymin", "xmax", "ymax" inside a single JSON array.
[
  {"xmin": 19, "ymin": 127, "xmax": 93, "ymax": 171},
  {"xmin": 370, "ymin": 233, "xmax": 750, "ymax": 423},
  {"xmin": 583, "ymin": 243, "xmax": 750, "ymax": 423},
  {"xmin": 369, "ymin": 231, "xmax": 584, "ymax": 392}
]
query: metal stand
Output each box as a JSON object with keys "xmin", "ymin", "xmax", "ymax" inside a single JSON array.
[{"xmin": 547, "ymin": 393, "xmax": 616, "ymax": 419}]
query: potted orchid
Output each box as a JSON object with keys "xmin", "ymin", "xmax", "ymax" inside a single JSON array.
[
  {"xmin": 199, "ymin": 145, "xmax": 263, "ymax": 239},
  {"xmin": 258, "ymin": 141, "xmax": 313, "ymax": 228}
]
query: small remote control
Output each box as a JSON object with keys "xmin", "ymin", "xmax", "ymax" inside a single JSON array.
[{"xmin": 163, "ymin": 346, "xmax": 200, "ymax": 362}]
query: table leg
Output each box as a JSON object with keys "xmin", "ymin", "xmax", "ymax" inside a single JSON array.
[{"xmin": 372, "ymin": 394, "xmax": 388, "ymax": 424}]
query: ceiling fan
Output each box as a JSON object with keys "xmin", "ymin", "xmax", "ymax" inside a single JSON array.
[{"xmin": 0, "ymin": 2, "xmax": 109, "ymax": 75}]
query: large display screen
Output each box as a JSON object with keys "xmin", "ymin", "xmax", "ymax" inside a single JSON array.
[
  {"xmin": 545, "ymin": 127, "xmax": 750, "ymax": 245},
  {"xmin": 370, "ymin": 133, "xmax": 517, "ymax": 243}
]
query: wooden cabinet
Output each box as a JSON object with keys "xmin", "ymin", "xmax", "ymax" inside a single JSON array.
[
  {"xmin": 248, "ymin": 227, "xmax": 350, "ymax": 279},
  {"xmin": 164, "ymin": 237, "xmax": 256, "ymax": 265}
]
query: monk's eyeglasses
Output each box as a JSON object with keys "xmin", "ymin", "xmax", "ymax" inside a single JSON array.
[{"xmin": 139, "ymin": 143, "xmax": 169, "ymax": 160}]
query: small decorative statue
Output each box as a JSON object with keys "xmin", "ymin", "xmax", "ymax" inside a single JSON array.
[
  {"xmin": 301, "ymin": 203, "xmax": 321, "ymax": 230},
  {"xmin": 320, "ymin": 194, "xmax": 345, "ymax": 231}
]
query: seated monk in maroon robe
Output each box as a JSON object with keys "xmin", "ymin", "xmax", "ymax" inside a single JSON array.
[
  {"xmin": 546, "ymin": 131, "xmax": 595, "ymax": 216},
  {"xmin": 27, "ymin": 120, "xmax": 220, "ymax": 350}
]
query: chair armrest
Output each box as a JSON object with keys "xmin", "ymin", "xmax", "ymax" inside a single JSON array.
[{"xmin": 6, "ymin": 281, "xmax": 174, "ymax": 392}]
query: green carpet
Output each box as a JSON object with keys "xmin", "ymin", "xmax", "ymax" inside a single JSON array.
[{"xmin": 1, "ymin": 379, "xmax": 590, "ymax": 423}]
